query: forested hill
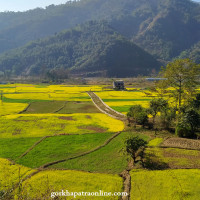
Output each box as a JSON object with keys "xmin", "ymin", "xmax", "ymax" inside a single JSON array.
[
  {"xmin": 0, "ymin": 21, "xmax": 160, "ymax": 77},
  {"xmin": 0, "ymin": 0, "xmax": 199, "ymax": 63},
  {"xmin": 178, "ymin": 42, "xmax": 200, "ymax": 63}
]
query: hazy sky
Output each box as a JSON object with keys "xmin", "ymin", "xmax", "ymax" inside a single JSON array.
[
  {"xmin": 0, "ymin": 0, "xmax": 199, "ymax": 12},
  {"xmin": 0, "ymin": 0, "xmax": 69, "ymax": 12}
]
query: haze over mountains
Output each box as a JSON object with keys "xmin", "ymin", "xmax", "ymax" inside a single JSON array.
[{"xmin": 0, "ymin": 0, "xmax": 199, "ymax": 77}]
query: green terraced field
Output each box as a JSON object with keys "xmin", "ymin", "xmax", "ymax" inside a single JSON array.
[
  {"xmin": 52, "ymin": 132, "xmax": 149, "ymax": 174},
  {"xmin": 17, "ymin": 133, "xmax": 113, "ymax": 168}
]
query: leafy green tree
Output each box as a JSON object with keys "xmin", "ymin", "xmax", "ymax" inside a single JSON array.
[
  {"xmin": 176, "ymin": 109, "xmax": 200, "ymax": 138},
  {"xmin": 124, "ymin": 136, "xmax": 147, "ymax": 163},
  {"xmin": 192, "ymin": 93, "xmax": 200, "ymax": 110},
  {"xmin": 127, "ymin": 105, "xmax": 148, "ymax": 128},
  {"xmin": 158, "ymin": 59, "xmax": 200, "ymax": 109},
  {"xmin": 147, "ymin": 98, "xmax": 168, "ymax": 129},
  {"xmin": 159, "ymin": 106, "xmax": 176, "ymax": 130}
]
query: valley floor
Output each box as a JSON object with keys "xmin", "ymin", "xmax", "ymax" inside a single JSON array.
[{"xmin": 0, "ymin": 83, "xmax": 200, "ymax": 199}]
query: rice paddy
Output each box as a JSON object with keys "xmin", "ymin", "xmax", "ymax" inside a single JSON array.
[
  {"xmin": 0, "ymin": 102, "xmax": 28, "ymax": 115},
  {"xmin": 0, "ymin": 158, "xmax": 36, "ymax": 191},
  {"xmin": 17, "ymin": 133, "xmax": 113, "ymax": 168},
  {"xmin": 95, "ymin": 90, "xmax": 152, "ymax": 114},
  {"xmin": 20, "ymin": 170, "xmax": 123, "ymax": 200},
  {"xmin": 51, "ymin": 132, "xmax": 149, "ymax": 174},
  {"xmin": 0, "ymin": 113, "xmax": 124, "ymax": 138},
  {"xmin": 130, "ymin": 169, "xmax": 200, "ymax": 200},
  {"xmin": 1, "ymin": 83, "xmax": 200, "ymax": 199}
]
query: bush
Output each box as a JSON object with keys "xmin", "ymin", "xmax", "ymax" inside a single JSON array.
[
  {"xmin": 127, "ymin": 105, "xmax": 148, "ymax": 127},
  {"xmin": 176, "ymin": 108, "xmax": 200, "ymax": 138},
  {"xmin": 124, "ymin": 136, "xmax": 147, "ymax": 163},
  {"xmin": 175, "ymin": 123, "xmax": 192, "ymax": 138}
]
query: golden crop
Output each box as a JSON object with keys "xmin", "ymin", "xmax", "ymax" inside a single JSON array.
[
  {"xmin": 21, "ymin": 170, "xmax": 123, "ymax": 200},
  {"xmin": 0, "ymin": 102, "xmax": 28, "ymax": 116},
  {"xmin": 0, "ymin": 158, "xmax": 35, "ymax": 190},
  {"xmin": 0, "ymin": 113, "xmax": 124, "ymax": 138}
]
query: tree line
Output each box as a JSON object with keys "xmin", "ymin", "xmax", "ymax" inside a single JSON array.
[{"xmin": 127, "ymin": 59, "xmax": 200, "ymax": 138}]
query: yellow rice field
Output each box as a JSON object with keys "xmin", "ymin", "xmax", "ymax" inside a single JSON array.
[
  {"xmin": 0, "ymin": 158, "xmax": 35, "ymax": 191},
  {"xmin": 130, "ymin": 169, "xmax": 200, "ymax": 200},
  {"xmin": 20, "ymin": 170, "xmax": 123, "ymax": 200},
  {"xmin": 0, "ymin": 113, "xmax": 124, "ymax": 138},
  {"xmin": 1, "ymin": 84, "xmax": 103, "ymax": 101},
  {"xmin": 106, "ymin": 101, "xmax": 149, "ymax": 108},
  {"xmin": 96, "ymin": 90, "xmax": 150, "ymax": 100},
  {"xmin": 0, "ymin": 102, "xmax": 28, "ymax": 116}
]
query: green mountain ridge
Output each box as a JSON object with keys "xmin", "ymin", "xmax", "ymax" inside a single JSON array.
[
  {"xmin": 0, "ymin": 21, "xmax": 160, "ymax": 77},
  {"xmin": 0, "ymin": 0, "xmax": 199, "ymax": 63},
  {"xmin": 178, "ymin": 41, "xmax": 200, "ymax": 63}
]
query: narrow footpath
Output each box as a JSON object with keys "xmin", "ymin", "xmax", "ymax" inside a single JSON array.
[
  {"xmin": 87, "ymin": 91, "xmax": 127, "ymax": 121},
  {"xmin": 87, "ymin": 91, "xmax": 130, "ymax": 200}
]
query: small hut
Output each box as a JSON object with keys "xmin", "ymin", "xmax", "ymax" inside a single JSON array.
[{"xmin": 113, "ymin": 80, "xmax": 125, "ymax": 90}]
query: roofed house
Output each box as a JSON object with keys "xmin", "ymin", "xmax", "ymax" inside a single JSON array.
[{"xmin": 113, "ymin": 80, "xmax": 125, "ymax": 90}]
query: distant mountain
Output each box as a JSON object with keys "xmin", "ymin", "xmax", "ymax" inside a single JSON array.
[
  {"xmin": 0, "ymin": 0, "xmax": 199, "ymax": 63},
  {"xmin": 178, "ymin": 41, "xmax": 200, "ymax": 63},
  {"xmin": 0, "ymin": 21, "xmax": 160, "ymax": 77},
  {"xmin": 111, "ymin": 0, "xmax": 200, "ymax": 61}
]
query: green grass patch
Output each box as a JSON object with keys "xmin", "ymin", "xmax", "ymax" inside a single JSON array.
[
  {"xmin": 148, "ymin": 138, "xmax": 164, "ymax": 147},
  {"xmin": 24, "ymin": 101, "xmax": 100, "ymax": 114},
  {"xmin": 0, "ymin": 137, "xmax": 41, "ymax": 160},
  {"xmin": 51, "ymin": 132, "xmax": 150, "ymax": 174},
  {"xmin": 58, "ymin": 101, "xmax": 100, "ymax": 114},
  {"xmin": 131, "ymin": 169, "xmax": 200, "ymax": 200},
  {"xmin": 2, "ymin": 97, "xmax": 50, "ymax": 103},
  {"xmin": 17, "ymin": 133, "xmax": 113, "ymax": 168},
  {"xmin": 111, "ymin": 106, "xmax": 132, "ymax": 112},
  {"xmin": 24, "ymin": 101, "xmax": 66, "ymax": 113}
]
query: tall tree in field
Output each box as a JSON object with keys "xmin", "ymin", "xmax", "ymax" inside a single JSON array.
[
  {"xmin": 158, "ymin": 59, "xmax": 200, "ymax": 109},
  {"xmin": 124, "ymin": 136, "xmax": 147, "ymax": 163}
]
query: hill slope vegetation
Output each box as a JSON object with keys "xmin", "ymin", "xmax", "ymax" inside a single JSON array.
[
  {"xmin": 0, "ymin": 21, "xmax": 160, "ymax": 77},
  {"xmin": 0, "ymin": 0, "xmax": 199, "ymax": 64}
]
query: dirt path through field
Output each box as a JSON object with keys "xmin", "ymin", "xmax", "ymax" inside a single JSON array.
[
  {"xmin": 5, "ymin": 92, "xmax": 129, "ymax": 198},
  {"xmin": 17, "ymin": 136, "xmax": 50, "ymax": 160},
  {"xmin": 121, "ymin": 170, "xmax": 131, "ymax": 200},
  {"xmin": 87, "ymin": 91, "xmax": 127, "ymax": 121},
  {"xmin": 4, "ymin": 131, "xmax": 124, "ymax": 198}
]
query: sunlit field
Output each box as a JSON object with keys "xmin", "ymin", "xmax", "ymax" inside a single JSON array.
[
  {"xmin": 17, "ymin": 133, "xmax": 113, "ymax": 168},
  {"xmin": 0, "ymin": 83, "xmax": 126, "ymax": 199},
  {"xmin": 0, "ymin": 158, "xmax": 36, "ymax": 191},
  {"xmin": 1, "ymin": 83, "xmax": 199, "ymax": 200},
  {"xmin": 0, "ymin": 102, "xmax": 28, "ymax": 115},
  {"xmin": 96, "ymin": 90, "xmax": 152, "ymax": 113},
  {"xmin": 1, "ymin": 84, "xmax": 103, "ymax": 102},
  {"xmin": 130, "ymin": 169, "xmax": 200, "ymax": 200},
  {"xmin": 0, "ymin": 113, "xmax": 124, "ymax": 138},
  {"xmin": 20, "ymin": 170, "xmax": 123, "ymax": 200}
]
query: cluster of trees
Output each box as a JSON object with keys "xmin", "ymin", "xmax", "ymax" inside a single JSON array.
[
  {"xmin": 179, "ymin": 41, "xmax": 200, "ymax": 64},
  {"xmin": 0, "ymin": 21, "xmax": 160, "ymax": 78},
  {"xmin": 0, "ymin": 0, "xmax": 199, "ymax": 65},
  {"xmin": 127, "ymin": 59, "xmax": 200, "ymax": 138}
]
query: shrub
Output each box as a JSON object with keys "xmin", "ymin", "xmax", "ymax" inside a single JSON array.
[
  {"xmin": 124, "ymin": 136, "xmax": 147, "ymax": 163},
  {"xmin": 127, "ymin": 105, "xmax": 148, "ymax": 127},
  {"xmin": 175, "ymin": 123, "xmax": 192, "ymax": 138}
]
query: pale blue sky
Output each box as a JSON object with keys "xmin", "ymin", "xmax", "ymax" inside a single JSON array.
[
  {"xmin": 0, "ymin": 0, "xmax": 69, "ymax": 12},
  {"xmin": 0, "ymin": 0, "xmax": 199, "ymax": 12}
]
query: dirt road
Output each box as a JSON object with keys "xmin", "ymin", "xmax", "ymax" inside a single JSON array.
[{"xmin": 87, "ymin": 91, "xmax": 127, "ymax": 121}]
